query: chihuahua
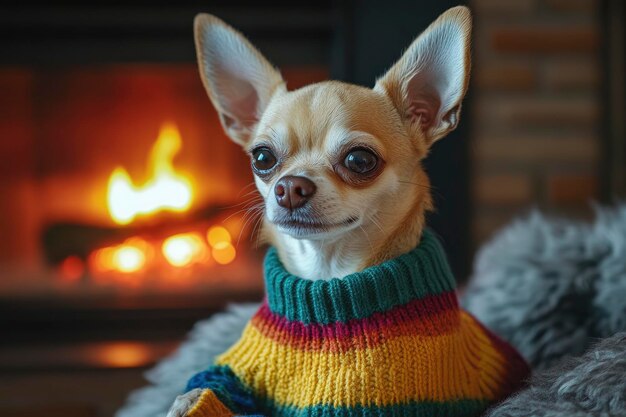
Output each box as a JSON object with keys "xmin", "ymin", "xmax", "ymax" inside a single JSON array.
[
  {"xmin": 196, "ymin": 7, "xmax": 470, "ymax": 281},
  {"xmin": 169, "ymin": 5, "xmax": 478, "ymax": 417}
]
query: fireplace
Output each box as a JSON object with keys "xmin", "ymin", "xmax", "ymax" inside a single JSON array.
[
  {"xmin": 5, "ymin": 67, "xmax": 241, "ymax": 295},
  {"xmin": 0, "ymin": 0, "xmax": 335, "ymax": 307},
  {"xmin": 0, "ymin": 64, "xmax": 330, "ymax": 303}
]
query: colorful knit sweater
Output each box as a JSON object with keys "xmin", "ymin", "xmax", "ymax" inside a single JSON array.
[{"xmin": 185, "ymin": 230, "xmax": 530, "ymax": 417}]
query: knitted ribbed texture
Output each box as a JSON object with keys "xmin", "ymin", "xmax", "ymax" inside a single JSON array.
[
  {"xmin": 263, "ymin": 229, "xmax": 456, "ymax": 324},
  {"xmin": 187, "ymin": 230, "xmax": 531, "ymax": 417}
]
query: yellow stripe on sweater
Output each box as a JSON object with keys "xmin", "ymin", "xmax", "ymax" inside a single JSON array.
[{"xmin": 216, "ymin": 312, "xmax": 508, "ymax": 409}]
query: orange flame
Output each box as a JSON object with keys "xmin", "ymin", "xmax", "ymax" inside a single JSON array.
[
  {"xmin": 107, "ymin": 123, "xmax": 194, "ymax": 225},
  {"xmin": 90, "ymin": 122, "xmax": 240, "ymax": 277}
]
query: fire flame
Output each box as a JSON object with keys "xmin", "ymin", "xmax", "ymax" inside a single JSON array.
[
  {"xmin": 84, "ymin": 122, "xmax": 238, "ymax": 281},
  {"xmin": 107, "ymin": 123, "xmax": 194, "ymax": 225}
]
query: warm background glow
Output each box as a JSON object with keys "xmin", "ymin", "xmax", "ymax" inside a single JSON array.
[
  {"xmin": 162, "ymin": 233, "xmax": 207, "ymax": 267},
  {"xmin": 91, "ymin": 238, "xmax": 150, "ymax": 274}
]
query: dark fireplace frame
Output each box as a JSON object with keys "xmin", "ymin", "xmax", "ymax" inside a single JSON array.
[{"xmin": 601, "ymin": 0, "xmax": 626, "ymax": 200}]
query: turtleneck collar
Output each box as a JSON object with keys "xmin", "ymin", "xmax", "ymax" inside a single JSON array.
[{"xmin": 263, "ymin": 229, "xmax": 457, "ymax": 324}]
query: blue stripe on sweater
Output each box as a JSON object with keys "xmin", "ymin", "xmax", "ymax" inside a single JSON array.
[{"xmin": 186, "ymin": 365, "xmax": 258, "ymax": 415}]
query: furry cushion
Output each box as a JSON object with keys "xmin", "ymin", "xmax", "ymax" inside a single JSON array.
[
  {"xmin": 462, "ymin": 206, "xmax": 626, "ymax": 416},
  {"xmin": 462, "ymin": 207, "xmax": 626, "ymax": 369},
  {"xmin": 116, "ymin": 206, "xmax": 626, "ymax": 417},
  {"xmin": 484, "ymin": 333, "xmax": 626, "ymax": 417}
]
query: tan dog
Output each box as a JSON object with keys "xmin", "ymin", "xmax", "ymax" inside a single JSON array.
[
  {"xmin": 196, "ymin": 6, "xmax": 470, "ymax": 280},
  {"xmin": 169, "ymin": 6, "xmax": 472, "ymax": 416}
]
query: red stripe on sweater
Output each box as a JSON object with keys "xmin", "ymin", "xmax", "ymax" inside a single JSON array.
[{"xmin": 252, "ymin": 291, "xmax": 461, "ymax": 352}]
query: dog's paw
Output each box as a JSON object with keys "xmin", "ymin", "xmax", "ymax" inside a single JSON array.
[{"xmin": 166, "ymin": 388, "xmax": 204, "ymax": 417}]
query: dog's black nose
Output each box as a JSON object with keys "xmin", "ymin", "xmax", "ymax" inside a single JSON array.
[{"xmin": 275, "ymin": 175, "xmax": 317, "ymax": 210}]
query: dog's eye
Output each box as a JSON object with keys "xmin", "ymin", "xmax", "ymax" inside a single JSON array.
[
  {"xmin": 251, "ymin": 147, "xmax": 277, "ymax": 173},
  {"xmin": 344, "ymin": 149, "xmax": 378, "ymax": 174}
]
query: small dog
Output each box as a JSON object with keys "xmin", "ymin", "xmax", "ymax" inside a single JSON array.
[
  {"xmin": 194, "ymin": 8, "xmax": 471, "ymax": 281},
  {"xmin": 167, "ymin": 6, "xmax": 529, "ymax": 417}
]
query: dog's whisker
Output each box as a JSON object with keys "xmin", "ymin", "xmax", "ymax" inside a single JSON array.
[
  {"xmin": 237, "ymin": 205, "xmax": 264, "ymax": 247},
  {"xmin": 241, "ymin": 204, "xmax": 264, "ymax": 222},
  {"xmin": 228, "ymin": 197, "xmax": 263, "ymax": 210},
  {"xmin": 250, "ymin": 213, "xmax": 266, "ymax": 247},
  {"xmin": 236, "ymin": 182, "xmax": 258, "ymax": 198},
  {"xmin": 371, "ymin": 209, "xmax": 402, "ymax": 216},
  {"xmin": 237, "ymin": 214, "xmax": 257, "ymax": 248},
  {"xmin": 396, "ymin": 179, "xmax": 445, "ymax": 201},
  {"xmin": 221, "ymin": 195, "xmax": 264, "ymax": 212},
  {"xmin": 222, "ymin": 200, "xmax": 264, "ymax": 223},
  {"xmin": 227, "ymin": 193, "xmax": 262, "ymax": 205},
  {"xmin": 223, "ymin": 196, "xmax": 263, "ymax": 211},
  {"xmin": 397, "ymin": 180, "xmax": 434, "ymax": 191},
  {"xmin": 238, "ymin": 188, "xmax": 262, "ymax": 199},
  {"xmin": 359, "ymin": 225, "xmax": 374, "ymax": 253},
  {"xmin": 368, "ymin": 213, "xmax": 384, "ymax": 233},
  {"xmin": 235, "ymin": 203, "xmax": 263, "ymax": 227},
  {"xmin": 233, "ymin": 193, "xmax": 261, "ymax": 205}
]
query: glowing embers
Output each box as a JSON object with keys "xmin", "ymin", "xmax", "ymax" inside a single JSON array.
[
  {"xmin": 91, "ymin": 238, "xmax": 151, "ymax": 274},
  {"xmin": 162, "ymin": 233, "xmax": 208, "ymax": 267},
  {"xmin": 88, "ymin": 226, "xmax": 236, "ymax": 278},
  {"xmin": 207, "ymin": 226, "xmax": 236, "ymax": 265},
  {"xmin": 107, "ymin": 122, "xmax": 194, "ymax": 225}
]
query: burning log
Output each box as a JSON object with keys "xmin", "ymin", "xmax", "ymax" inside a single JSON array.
[
  {"xmin": 41, "ymin": 202, "xmax": 255, "ymax": 287},
  {"xmin": 41, "ymin": 204, "xmax": 229, "ymax": 265}
]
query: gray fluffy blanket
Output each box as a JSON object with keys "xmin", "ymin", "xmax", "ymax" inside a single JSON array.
[
  {"xmin": 463, "ymin": 206, "xmax": 626, "ymax": 416},
  {"xmin": 117, "ymin": 206, "xmax": 626, "ymax": 417}
]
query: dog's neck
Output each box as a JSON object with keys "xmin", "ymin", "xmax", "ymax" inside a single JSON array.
[
  {"xmin": 267, "ymin": 227, "xmax": 392, "ymax": 280},
  {"xmin": 263, "ymin": 183, "xmax": 432, "ymax": 281}
]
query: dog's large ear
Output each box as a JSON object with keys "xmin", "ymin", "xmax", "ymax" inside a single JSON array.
[
  {"xmin": 374, "ymin": 6, "xmax": 471, "ymax": 146},
  {"xmin": 194, "ymin": 14, "xmax": 285, "ymax": 146}
]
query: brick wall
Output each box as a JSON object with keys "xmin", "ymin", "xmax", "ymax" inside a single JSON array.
[{"xmin": 470, "ymin": 0, "xmax": 602, "ymax": 245}]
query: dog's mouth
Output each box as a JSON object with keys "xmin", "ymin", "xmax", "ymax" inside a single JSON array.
[{"xmin": 272, "ymin": 215, "xmax": 359, "ymax": 235}]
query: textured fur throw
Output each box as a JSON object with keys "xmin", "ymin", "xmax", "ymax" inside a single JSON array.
[
  {"xmin": 463, "ymin": 206, "xmax": 626, "ymax": 370},
  {"xmin": 484, "ymin": 333, "xmax": 625, "ymax": 417},
  {"xmin": 462, "ymin": 206, "xmax": 626, "ymax": 416},
  {"xmin": 117, "ymin": 206, "xmax": 626, "ymax": 417}
]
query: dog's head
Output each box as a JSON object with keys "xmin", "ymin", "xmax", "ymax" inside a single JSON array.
[{"xmin": 194, "ymin": 7, "xmax": 471, "ymax": 277}]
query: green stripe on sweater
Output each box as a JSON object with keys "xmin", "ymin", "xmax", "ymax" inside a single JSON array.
[{"xmin": 264, "ymin": 229, "xmax": 457, "ymax": 324}]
